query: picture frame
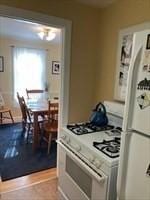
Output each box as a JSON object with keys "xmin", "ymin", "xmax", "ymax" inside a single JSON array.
[
  {"xmin": 52, "ymin": 61, "xmax": 60, "ymax": 74},
  {"xmin": 0, "ymin": 56, "xmax": 4, "ymax": 72},
  {"xmin": 146, "ymin": 34, "xmax": 150, "ymax": 49}
]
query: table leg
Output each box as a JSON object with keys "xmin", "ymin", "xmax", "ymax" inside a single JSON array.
[
  {"xmin": 33, "ymin": 112, "xmax": 39, "ymax": 151},
  {"xmin": 0, "ymin": 113, "xmax": 2, "ymax": 124}
]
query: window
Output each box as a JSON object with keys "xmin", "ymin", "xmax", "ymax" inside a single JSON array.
[{"xmin": 13, "ymin": 47, "xmax": 46, "ymax": 101}]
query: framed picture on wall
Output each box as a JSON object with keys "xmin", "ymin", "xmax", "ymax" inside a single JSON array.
[
  {"xmin": 0, "ymin": 56, "xmax": 4, "ymax": 72},
  {"xmin": 52, "ymin": 61, "xmax": 60, "ymax": 74}
]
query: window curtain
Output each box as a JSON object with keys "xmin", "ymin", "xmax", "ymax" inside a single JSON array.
[{"xmin": 13, "ymin": 47, "xmax": 46, "ymax": 100}]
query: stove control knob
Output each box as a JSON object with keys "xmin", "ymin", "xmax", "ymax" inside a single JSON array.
[
  {"xmin": 94, "ymin": 160, "xmax": 101, "ymax": 169},
  {"xmin": 74, "ymin": 145, "xmax": 81, "ymax": 152},
  {"xmin": 61, "ymin": 135, "xmax": 66, "ymax": 140},
  {"xmin": 88, "ymin": 156, "xmax": 95, "ymax": 163}
]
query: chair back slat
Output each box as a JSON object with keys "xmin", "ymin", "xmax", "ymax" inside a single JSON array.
[
  {"xmin": 48, "ymin": 101, "xmax": 58, "ymax": 122},
  {"xmin": 17, "ymin": 92, "xmax": 26, "ymax": 121},
  {"xmin": 26, "ymin": 89, "xmax": 44, "ymax": 99},
  {"xmin": 17, "ymin": 92, "xmax": 32, "ymax": 122}
]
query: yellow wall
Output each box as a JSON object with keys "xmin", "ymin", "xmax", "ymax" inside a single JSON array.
[
  {"xmin": 0, "ymin": 0, "xmax": 100, "ymax": 122},
  {"xmin": 95, "ymin": 0, "xmax": 150, "ymax": 102}
]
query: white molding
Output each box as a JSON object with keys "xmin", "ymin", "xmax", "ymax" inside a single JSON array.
[
  {"xmin": 0, "ymin": 5, "xmax": 72, "ymax": 127},
  {"xmin": 0, "ymin": 5, "xmax": 70, "ymax": 28}
]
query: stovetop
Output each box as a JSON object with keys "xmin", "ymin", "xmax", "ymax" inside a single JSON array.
[
  {"xmin": 93, "ymin": 137, "xmax": 120, "ymax": 158},
  {"xmin": 67, "ymin": 122, "xmax": 115, "ymax": 135},
  {"xmin": 66, "ymin": 122, "xmax": 122, "ymax": 159}
]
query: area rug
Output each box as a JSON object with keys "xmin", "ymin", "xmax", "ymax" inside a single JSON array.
[
  {"xmin": 1, "ymin": 178, "xmax": 58, "ymax": 200},
  {"xmin": 0, "ymin": 123, "xmax": 57, "ymax": 181}
]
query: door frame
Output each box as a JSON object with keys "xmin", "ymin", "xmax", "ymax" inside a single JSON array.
[{"xmin": 0, "ymin": 5, "xmax": 72, "ymax": 127}]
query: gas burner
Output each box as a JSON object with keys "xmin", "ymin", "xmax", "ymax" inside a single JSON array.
[
  {"xmin": 106, "ymin": 146, "xmax": 119, "ymax": 153},
  {"xmin": 105, "ymin": 127, "xmax": 122, "ymax": 136},
  {"xmin": 74, "ymin": 127, "xmax": 89, "ymax": 134},
  {"xmin": 67, "ymin": 122, "xmax": 114, "ymax": 135},
  {"xmin": 93, "ymin": 137, "xmax": 120, "ymax": 158}
]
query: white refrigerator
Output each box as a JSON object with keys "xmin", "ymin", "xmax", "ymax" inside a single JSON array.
[{"xmin": 117, "ymin": 29, "xmax": 150, "ymax": 200}]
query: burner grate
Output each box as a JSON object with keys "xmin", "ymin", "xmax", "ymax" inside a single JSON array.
[
  {"xmin": 67, "ymin": 123, "xmax": 114, "ymax": 135},
  {"xmin": 93, "ymin": 137, "xmax": 120, "ymax": 158}
]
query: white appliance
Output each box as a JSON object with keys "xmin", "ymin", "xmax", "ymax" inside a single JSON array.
[
  {"xmin": 117, "ymin": 29, "xmax": 150, "ymax": 200},
  {"xmin": 57, "ymin": 101, "xmax": 124, "ymax": 200}
]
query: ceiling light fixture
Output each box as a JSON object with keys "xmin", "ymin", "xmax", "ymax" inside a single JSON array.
[{"xmin": 38, "ymin": 29, "xmax": 56, "ymax": 41}]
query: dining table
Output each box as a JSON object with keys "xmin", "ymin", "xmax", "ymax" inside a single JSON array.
[{"xmin": 26, "ymin": 98, "xmax": 59, "ymax": 151}]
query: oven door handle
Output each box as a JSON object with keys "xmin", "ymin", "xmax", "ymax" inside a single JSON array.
[{"xmin": 57, "ymin": 140, "xmax": 107, "ymax": 184}]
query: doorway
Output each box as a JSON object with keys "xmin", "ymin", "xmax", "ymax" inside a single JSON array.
[{"xmin": 0, "ymin": 5, "xmax": 71, "ymax": 182}]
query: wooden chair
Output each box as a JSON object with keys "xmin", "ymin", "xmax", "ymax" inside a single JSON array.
[
  {"xmin": 0, "ymin": 107, "xmax": 14, "ymax": 124},
  {"xmin": 43, "ymin": 101, "xmax": 58, "ymax": 154},
  {"xmin": 26, "ymin": 88, "xmax": 44, "ymax": 99},
  {"xmin": 17, "ymin": 92, "xmax": 43, "ymax": 142},
  {"xmin": 17, "ymin": 92, "xmax": 31, "ymax": 132},
  {"xmin": 0, "ymin": 93, "xmax": 14, "ymax": 124}
]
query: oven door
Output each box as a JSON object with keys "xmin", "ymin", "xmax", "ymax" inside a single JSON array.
[{"xmin": 57, "ymin": 141, "xmax": 108, "ymax": 200}]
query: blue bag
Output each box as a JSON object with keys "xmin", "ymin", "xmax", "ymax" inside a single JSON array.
[{"xmin": 90, "ymin": 102, "xmax": 108, "ymax": 127}]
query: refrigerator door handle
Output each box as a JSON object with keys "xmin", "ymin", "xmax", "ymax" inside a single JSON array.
[
  {"xmin": 122, "ymin": 47, "xmax": 143, "ymax": 131},
  {"xmin": 126, "ymin": 129, "xmax": 150, "ymax": 138}
]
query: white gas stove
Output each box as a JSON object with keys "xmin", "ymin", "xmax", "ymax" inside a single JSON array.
[{"xmin": 57, "ymin": 101, "xmax": 124, "ymax": 200}]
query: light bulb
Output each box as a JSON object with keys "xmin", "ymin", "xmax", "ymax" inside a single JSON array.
[
  {"xmin": 38, "ymin": 31, "xmax": 44, "ymax": 40},
  {"xmin": 38, "ymin": 29, "xmax": 56, "ymax": 41},
  {"xmin": 46, "ymin": 32, "xmax": 56, "ymax": 41}
]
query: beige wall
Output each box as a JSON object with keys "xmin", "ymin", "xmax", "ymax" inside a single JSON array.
[
  {"xmin": 95, "ymin": 0, "xmax": 150, "ymax": 103},
  {"xmin": 0, "ymin": 36, "xmax": 61, "ymax": 116},
  {"xmin": 0, "ymin": 0, "xmax": 100, "ymax": 122}
]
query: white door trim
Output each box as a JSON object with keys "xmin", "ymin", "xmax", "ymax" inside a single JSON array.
[{"xmin": 0, "ymin": 5, "xmax": 72, "ymax": 127}]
